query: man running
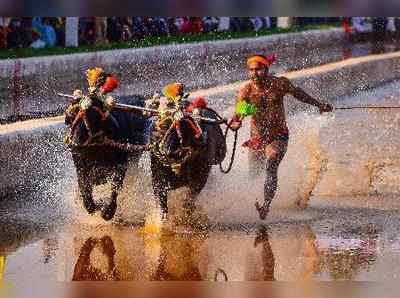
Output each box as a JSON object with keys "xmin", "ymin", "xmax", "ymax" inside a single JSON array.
[{"xmin": 229, "ymin": 54, "xmax": 333, "ymax": 220}]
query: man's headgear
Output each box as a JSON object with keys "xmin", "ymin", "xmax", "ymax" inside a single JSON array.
[{"xmin": 246, "ymin": 54, "xmax": 277, "ymax": 68}]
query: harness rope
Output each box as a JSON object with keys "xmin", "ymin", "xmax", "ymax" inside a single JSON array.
[
  {"xmin": 219, "ymin": 120, "xmax": 238, "ymax": 174},
  {"xmin": 156, "ymin": 106, "xmax": 239, "ymax": 174},
  {"xmin": 205, "ymin": 108, "xmax": 238, "ymax": 174},
  {"xmin": 68, "ymin": 100, "xmax": 238, "ymax": 170}
]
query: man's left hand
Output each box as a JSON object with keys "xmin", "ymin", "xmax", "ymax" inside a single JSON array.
[{"xmin": 319, "ymin": 102, "xmax": 333, "ymax": 114}]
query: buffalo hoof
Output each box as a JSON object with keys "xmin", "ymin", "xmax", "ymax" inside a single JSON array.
[
  {"xmin": 83, "ymin": 198, "xmax": 96, "ymax": 215},
  {"xmin": 101, "ymin": 200, "xmax": 117, "ymax": 221}
]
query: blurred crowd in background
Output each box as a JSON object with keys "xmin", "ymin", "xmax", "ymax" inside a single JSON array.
[
  {"xmin": 0, "ymin": 17, "xmax": 337, "ymax": 49},
  {"xmin": 0, "ymin": 17, "xmax": 397, "ymax": 50}
]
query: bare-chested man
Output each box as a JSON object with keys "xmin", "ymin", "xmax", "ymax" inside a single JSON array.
[{"xmin": 229, "ymin": 54, "xmax": 333, "ymax": 220}]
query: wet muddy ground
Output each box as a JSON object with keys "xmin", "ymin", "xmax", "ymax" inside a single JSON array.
[{"xmin": 2, "ymin": 198, "xmax": 400, "ymax": 283}]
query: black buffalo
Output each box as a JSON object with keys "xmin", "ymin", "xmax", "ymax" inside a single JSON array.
[
  {"xmin": 65, "ymin": 96, "xmax": 151, "ymax": 220},
  {"xmin": 150, "ymin": 107, "xmax": 226, "ymax": 220}
]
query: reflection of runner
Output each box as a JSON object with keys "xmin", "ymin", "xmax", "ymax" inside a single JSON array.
[
  {"xmin": 0, "ymin": 256, "xmax": 5, "ymax": 281},
  {"xmin": 72, "ymin": 236, "xmax": 120, "ymax": 281},
  {"xmin": 254, "ymin": 226, "xmax": 275, "ymax": 281}
]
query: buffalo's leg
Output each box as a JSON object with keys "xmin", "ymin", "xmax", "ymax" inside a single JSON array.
[
  {"xmin": 185, "ymin": 163, "xmax": 211, "ymax": 214},
  {"xmin": 190, "ymin": 164, "xmax": 211, "ymax": 194},
  {"xmin": 79, "ymin": 178, "xmax": 96, "ymax": 214},
  {"xmin": 152, "ymin": 176, "xmax": 169, "ymax": 220},
  {"xmin": 150, "ymin": 154, "xmax": 170, "ymax": 221},
  {"xmin": 74, "ymin": 153, "xmax": 97, "ymax": 215},
  {"xmin": 154, "ymin": 187, "xmax": 168, "ymax": 221},
  {"xmin": 101, "ymin": 191, "xmax": 118, "ymax": 221},
  {"xmin": 101, "ymin": 164, "xmax": 127, "ymax": 221}
]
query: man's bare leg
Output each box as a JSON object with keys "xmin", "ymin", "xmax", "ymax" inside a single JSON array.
[{"xmin": 255, "ymin": 140, "xmax": 288, "ymax": 220}]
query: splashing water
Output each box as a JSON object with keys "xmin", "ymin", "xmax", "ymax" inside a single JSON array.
[
  {"xmin": 5, "ymin": 78, "xmax": 400, "ymax": 230},
  {"xmin": 6, "ymin": 81, "xmax": 400, "ymax": 285},
  {"xmin": 196, "ymin": 111, "xmax": 333, "ymax": 226},
  {"xmin": 314, "ymin": 80, "xmax": 400, "ymax": 200}
]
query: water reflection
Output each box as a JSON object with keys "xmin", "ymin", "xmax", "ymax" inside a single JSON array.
[
  {"xmin": 150, "ymin": 228, "xmax": 208, "ymax": 281},
  {"xmin": 316, "ymin": 224, "xmax": 379, "ymax": 280},
  {"xmin": 0, "ymin": 256, "xmax": 5, "ymax": 281},
  {"xmin": 267, "ymin": 224, "xmax": 320, "ymax": 281},
  {"xmin": 72, "ymin": 236, "xmax": 120, "ymax": 281},
  {"xmin": 208, "ymin": 224, "xmax": 320, "ymax": 281},
  {"xmin": 253, "ymin": 226, "xmax": 275, "ymax": 281},
  {"xmin": 42, "ymin": 237, "xmax": 59, "ymax": 264},
  {"xmin": 60, "ymin": 221, "xmax": 386, "ymax": 281},
  {"xmin": 0, "ymin": 215, "xmax": 388, "ymax": 282},
  {"xmin": 147, "ymin": 197, "xmax": 211, "ymax": 281}
]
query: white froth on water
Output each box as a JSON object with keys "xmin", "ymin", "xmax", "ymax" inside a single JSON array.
[
  {"xmin": 196, "ymin": 112, "xmax": 332, "ymax": 225},
  {"xmin": 314, "ymin": 80, "xmax": 400, "ymax": 199}
]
